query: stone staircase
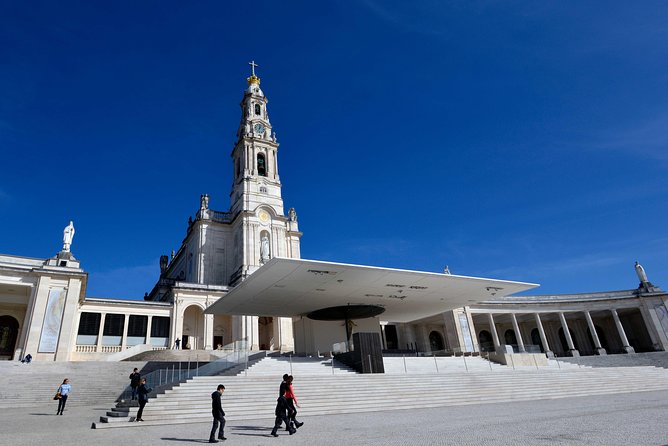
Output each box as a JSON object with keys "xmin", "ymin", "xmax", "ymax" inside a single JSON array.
[
  {"xmin": 0, "ymin": 361, "xmax": 147, "ymax": 409},
  {"xmin": 238, "ymin": 355, "xmax": 357, "ymax": 376},
  {"xmin": 123, "ymin": 349, "xmax": 220, "ymax": 362},
  {"xmin": 92, "ymin": 355, "xmax": 668, "ymax": 429},
  {"xmin": 557, "ymin": 351, "xmax": 668, "ymax": 368}
]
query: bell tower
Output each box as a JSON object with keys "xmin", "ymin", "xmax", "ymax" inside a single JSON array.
[
  {"xmin": 229, "ymin": 62, "xmax": 301, "ymax": 286},
  {"xmin": 230, "ymin": 61, "xmax": 283, "ymax": 216}
]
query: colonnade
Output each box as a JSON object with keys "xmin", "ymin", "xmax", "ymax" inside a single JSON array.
[{"xmin": 483, "ymin": 309, "xmax": 637, "ymax": 356}]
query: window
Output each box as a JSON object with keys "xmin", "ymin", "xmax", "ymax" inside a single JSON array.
[
  {"xmin": 257, "ymin": 153, "xmax": 267, "ymax": 176},
  {"xmin": 260, "ymin": 186, "xmax": 267, "ymax": 193},
  {"xmin": 128, "ymin": 315, "xmax": 148, "ymax": 337},
  {"xmin": 103, "ymin": 314, "xmax": 124, "ymax": 336},
  {"xmin": 254, "ymin": 104, "xmax": 261, "ymax": 115},
  {"xmin": 235, "ymin": 158, "xmax": 240, "ymax": 177},
  {"xmin": 77, "ymin": 312, "xmax": 101, "ymax": 335},
  {"xmin": 151, "ymin": 316, "xmax": 170, "ymax": 337}
]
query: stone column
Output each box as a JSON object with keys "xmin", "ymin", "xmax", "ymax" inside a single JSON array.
[
  {"xmin": 121, "ymin": 314, "xmax": 130, "ymax": 350},
  {"xmin": 23, "ymin": 276, "xmax": 52, "ymax": 356},
  {"xmin": 403, "ymin": 324, "xmax": 417, "ymax": 351},
  {"xmin": 419, "ymin": 324, "xmax": 430, "ymax": 352},
  {"xmin": 203, "ymin": 313, "xmax": 214, "ymax": 350},
  {"xmin": 96, "ymin": 313, "xmax": 107, "ymax": 352},
  {"xmin": 611, "ymin": 309, "xmax": 635, "ymax": 354},
  {"xmin": 16, "ymin": 284, "xmax": 38, "ymax": 359},
  {"xmin": 248, "ymin": 315, "xmax": 260, "ymax": 350},
  {"xmin": 486, "ymin": 313, "xmax": 501, "ymax": 350},
  {"xmin": 146, "ymin": 316, "xmax": 153, "ymax": 347},
  {"xmin": 380, "ymin": 324, "xmax": 388, "ymax": 350},
  {"xmin": 637, "ymin": 304, "xmax": 665, "ymax": 351},
  {"xmin": 534, "ymin": 313, "xmax": 553, "ymax": 357},
  {"xmin": 510, "ymin": 313, "xmax": 525, "ymax": 353},
  {"xmin": 559, "ymin": 312, "xmax": 579, "ymax": 357},
  {"xmin": 584, "ymin": 311, "xmax": 606, "ymax": 355}
]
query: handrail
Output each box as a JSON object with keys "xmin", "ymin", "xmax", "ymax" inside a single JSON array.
[{"xmin": 117, "ymin": 342, "xmax": 252, "ymax": 403}]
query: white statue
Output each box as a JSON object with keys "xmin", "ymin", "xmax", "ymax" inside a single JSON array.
[
  {"xmin": 288, "ymin": 207, "xmax": 297, "ymax": 222},
  {"xmin": 62, "ymin": 221, "xmax": 75, "ymax": 252},
  {"xmin": 260, "ymin": 235, "xmax": 270, "ymax": 262},
  {"xmin": 200, "ymin": 194, "xmax": 209, "ymax": 210},
  {"xmin": 635, "ymin": 261, "xmax": 649, "ymax": 283}
]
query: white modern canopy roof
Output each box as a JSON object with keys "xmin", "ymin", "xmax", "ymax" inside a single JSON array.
[{"xmin": 205, "ymin": 258, "xmax": 539, "ymax": 323}]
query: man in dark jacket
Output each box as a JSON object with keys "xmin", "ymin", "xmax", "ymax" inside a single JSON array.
[
  {"xmin": 271, "ymin": 387, "xmax": 296, "ymax": 437},
  {"xmin": 129, "ymin": 368, "xmax": 141, "ymax": 400},
  {"xmin": 209, "ymin": 384, "xmax": 226, "ymax": 443},
  {"xmin": 136, "ymin": 378, "xmax": 152, "ymax": 422}
]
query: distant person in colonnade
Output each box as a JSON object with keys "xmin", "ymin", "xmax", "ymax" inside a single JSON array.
[{"xmin": 174, "ymin": 338, "xmax": 180, "ymax": 349}]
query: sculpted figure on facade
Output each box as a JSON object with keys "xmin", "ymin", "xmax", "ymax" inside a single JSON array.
[
  {"xmin": 62, "ymin": 221, "xmax": 75, "ymax": 252},
  {"xmin": 200, "ymin": 194, "xmax": 209, "ymax": 210},
  {"xmin": 635, "ymin": 261, "xmax": 649, "ymax": 284},
  {"xmin": 288, "ymin": 207, "xmax": 297, "ymax": 222},
  {"xmin": 260, "ymin": 235, "xmax": 270, "ymax": 263}
]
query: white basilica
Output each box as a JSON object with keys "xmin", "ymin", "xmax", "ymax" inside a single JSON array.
[{"xmin": 1, "ymin": 65, "xmax": 667, "ymax": 362}]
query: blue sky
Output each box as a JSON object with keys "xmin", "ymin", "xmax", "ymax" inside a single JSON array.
[{"xmin": 1, "ymin": 1, "xmax": 667, "ymax": 299}]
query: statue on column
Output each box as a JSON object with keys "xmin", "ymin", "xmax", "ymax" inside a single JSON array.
[
  {"xmin": 635, "ymin": 261, "xmax": 648, "ymax": 283},
  {"xmin": 260, "ymin": 235, "xmax": 270, "ymax": 263},
  {"xmin": 62, "ymin": 221, "xmax": 75, "ymax": 252}
]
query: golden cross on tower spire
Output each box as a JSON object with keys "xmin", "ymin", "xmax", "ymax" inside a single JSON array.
[{"xmin": 247, "ymin": 60, "xmax": 261, "ymax": 86}]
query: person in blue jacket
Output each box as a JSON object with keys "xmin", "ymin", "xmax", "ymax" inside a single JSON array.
[{"xmin": 56, "ymin": 378, "xmax": 71, "ymax": 415}]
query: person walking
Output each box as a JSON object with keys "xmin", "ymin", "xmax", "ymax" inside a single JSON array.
[
  {"xmin": 56, "ymin": 378, "xmax": 71, "ymax": 415},
  {"xmin": 129, "ymin": 368, "xmax": 141, "ymax": 400},
  {"xmin": 174, "ymin": 338, "xmax": 181, "ymax": 349},
  {"xmin": 285, "ymin": 375, "xmax": 304, "ymax": 428},
  {"xmin": 136, "ymin": 378, "xmax": 152, "ymax": 422},
  {"xmin": 271, "ymin": 386, "xmax": 296, "ymax": 437},
  {"xmin": 209, "ymin": 384, "xmax": 226, "ymax": 443}
]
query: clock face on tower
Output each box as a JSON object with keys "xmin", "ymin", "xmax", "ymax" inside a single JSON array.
[
  {"xmin": 258, "ymin": 209, "xmax": 270, "ymax": 225},
  {"xmin": 254, "ymin": 123, "xmax": 265, "ymax": 134}
]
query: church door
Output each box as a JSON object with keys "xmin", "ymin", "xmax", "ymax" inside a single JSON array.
[
  {"xmin": 0, "ymin": 316, "xmax": 19, "ymax": 359},
  {"xmin": 258, "ymin": 317, "xmax": 273, "ymax": 350},
  {"xmin": 428, "ymin": 331, "xmax": 445, "ymax": 352}
]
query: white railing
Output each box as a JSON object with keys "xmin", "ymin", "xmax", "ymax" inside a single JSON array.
[{"xmin": 75, "ymin": 345, "xmax": 97, "ymax": 353}]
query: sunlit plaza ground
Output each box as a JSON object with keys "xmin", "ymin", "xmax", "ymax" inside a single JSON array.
[{"xmin": 4, "ymin": 390, "xmax": 668, "ymax": 446}]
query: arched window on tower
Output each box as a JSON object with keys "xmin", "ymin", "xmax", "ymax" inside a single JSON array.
[
  {"xmin": 254, "ymin": 104, "xmax": 261, "ymax": 115},
  {"xmin": 257, "ymin": 153, "xmax": 267, "ymax": 176},
  {"xmin": 235, "ymin": 158, "xmax": 240, "ymax": 178}
]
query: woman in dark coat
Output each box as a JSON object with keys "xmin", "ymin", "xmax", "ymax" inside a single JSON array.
[{"xmin": 136, "ymin": 378, "xmax": 152, "ymax": 422}]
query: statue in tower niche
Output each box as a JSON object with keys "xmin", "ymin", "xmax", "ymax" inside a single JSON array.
[
  {"xmin": 288, "ymin": 208, "xmax": 297, "ymax": 222},
  {"xmin": 62, "ymin": 221, "xmax": 75, "ymax": 252},
  {"xmin": 635, "ymin": 261, "xmax": 649, "ymax": 284},
  {"xmin": 260, "ymin": 235, "xmax": 270, "ymax": 263}
]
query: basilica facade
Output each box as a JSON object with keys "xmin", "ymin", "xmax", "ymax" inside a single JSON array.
[{"xmin": 1, "ymin": 68, "xmax": 667, "ymax": 362}]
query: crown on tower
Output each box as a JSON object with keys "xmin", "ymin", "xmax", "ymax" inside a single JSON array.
[{"xmin": 247, "ymin": 74, "xmax": 260, "ymax": 85}]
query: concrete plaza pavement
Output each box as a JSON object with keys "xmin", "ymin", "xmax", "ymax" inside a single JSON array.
[{"xmin": 3, "ymin": 390, "xmax": 668, "ymax": 446}]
